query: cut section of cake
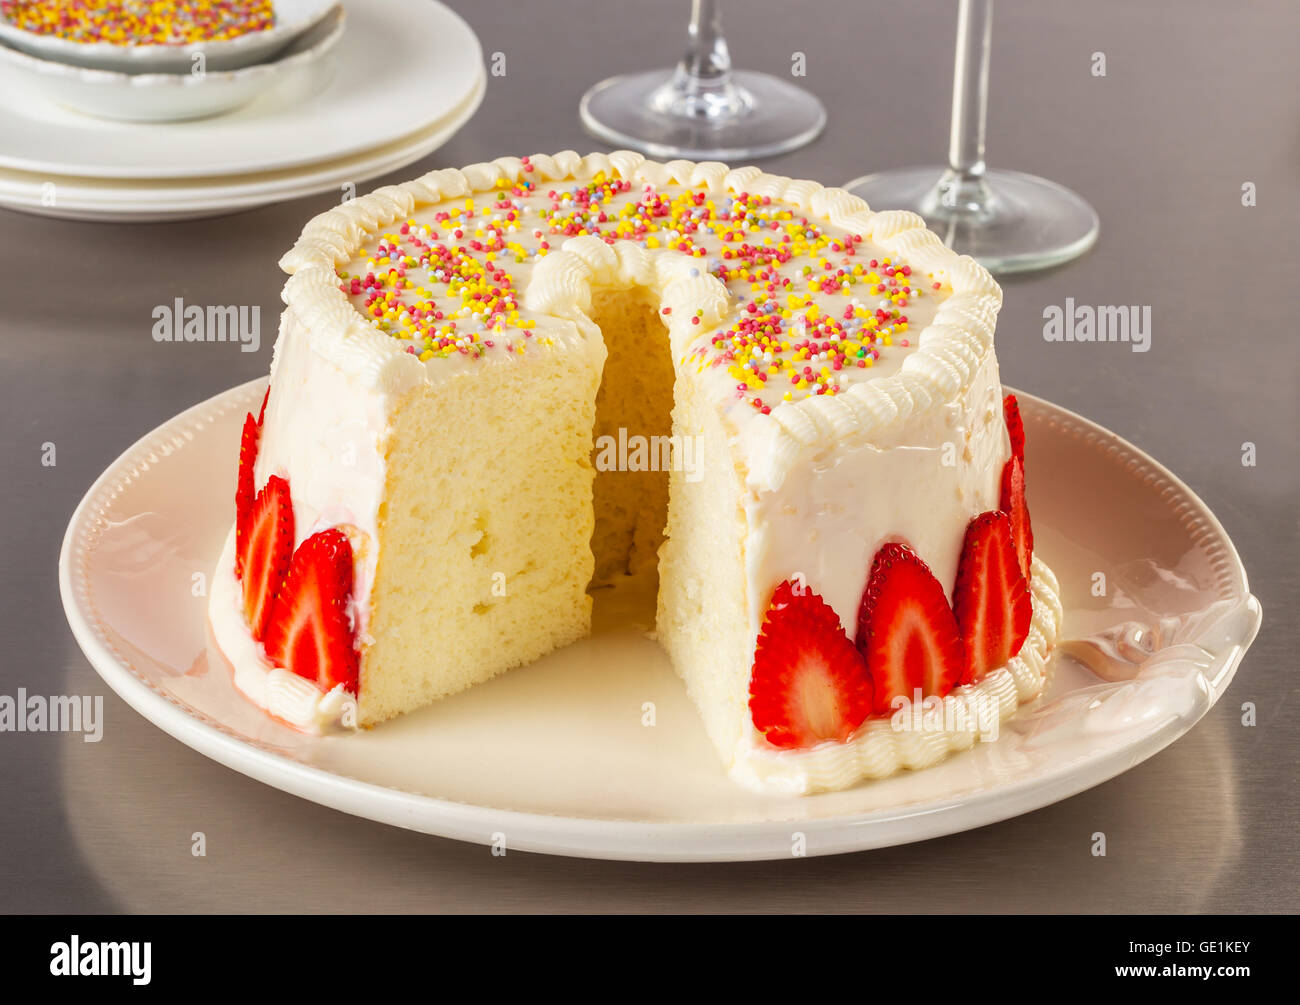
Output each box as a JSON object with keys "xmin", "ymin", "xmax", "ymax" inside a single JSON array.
[{"xmin": 207, "ymin": 150, "xmax": 1062, "ymax": 795}]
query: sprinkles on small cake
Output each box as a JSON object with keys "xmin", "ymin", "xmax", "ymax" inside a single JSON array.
[
  {"xmin": 1, "ymin": 0, "xmax": 275, "ymax": 45},
  {"xmin": 339, "ymin": 169, "xmax": 948, "ymax": 411}
]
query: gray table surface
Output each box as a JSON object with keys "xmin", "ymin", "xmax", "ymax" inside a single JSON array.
[{"xmin": 2, "ymin": 0, "xmax": 1296, "ymax": 913}]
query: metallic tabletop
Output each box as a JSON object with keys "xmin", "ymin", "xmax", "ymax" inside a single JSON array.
[{"xmin": 1, "ymin": 0, "xmax": 1295, "ymax": 912}]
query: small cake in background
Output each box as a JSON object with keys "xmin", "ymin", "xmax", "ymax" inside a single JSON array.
[{"xmin": 0, "ymin": 0, "xmax": 275, "ymax": 46}]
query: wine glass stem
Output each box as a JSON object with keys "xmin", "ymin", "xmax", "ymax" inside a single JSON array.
[
  {"xmin": 948, "ymin": 0, "xmax": 993, "ymax": 180},
  {"xmin": 681, "ymin": 0, "xmax": 731, "ymax": 82},
  {"xmin": 653, "ymin": 0, "xmax": 747, "ymax": 121}
]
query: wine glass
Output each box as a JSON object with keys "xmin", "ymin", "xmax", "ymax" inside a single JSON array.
[
  {"xmin": 844, "ymin": 0, "xmax": 1099, "ymax": 274},
  {"xmin": 579, "ymin": 0, "xmax": 826, "ymax": 161}
]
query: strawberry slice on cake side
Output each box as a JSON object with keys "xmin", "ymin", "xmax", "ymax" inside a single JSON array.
[
  {"xmin": 264, "ymin": 529, "xmax": 360, "ymax": 696},
  {"xmin": 748, "ymin": 580, "xmax": 874, "ymax": 750},
  {"xmin": 953, "ymin": 511, "xmax": 1033, "ymax": 684},
  {"xmin": 238, "ymin": 475, "xmax": 293, "ymax": 643},
  {"xmin": 855, "ymin": 543, "xmax": 967, "ymax": 717},
  {"xmin": 999, "ymin": 393, "xmax": 1034, "ymax": 580}
]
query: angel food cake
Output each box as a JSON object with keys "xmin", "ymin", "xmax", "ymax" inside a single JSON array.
[{"xmin": 209, "ymin": 150, "xmax": 1062, "ymax": 795}]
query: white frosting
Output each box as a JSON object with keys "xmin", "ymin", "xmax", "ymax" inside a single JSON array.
[
  {"xmin": 258, "ymin": 306, "xmax": 395, "ymax": 642},
  {"xmin": 208, "ymin": 150, "xmax": 1056, "ymax": 789},
  {"xmin": 741, "ymin": 336, "xmax": 1007, "ymax": 641}
]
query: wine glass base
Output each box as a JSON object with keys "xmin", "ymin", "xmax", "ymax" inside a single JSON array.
[
  {"xmin": 843, "ymin": 166, "xmax": 1099, "ymax": 274},
  {"xmin": 580, "ymin": 69, "xmax": 826, "ymax": 161}
]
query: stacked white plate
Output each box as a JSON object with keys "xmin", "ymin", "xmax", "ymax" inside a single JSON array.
[{"xmin": 0, "ymin": 0, "xmax": 485, "ymax": 221}]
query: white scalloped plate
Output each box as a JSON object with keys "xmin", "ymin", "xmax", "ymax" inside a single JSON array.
[{"xmin": 58, "ymin": 381, "xmax": 1261, "ymax": 861}]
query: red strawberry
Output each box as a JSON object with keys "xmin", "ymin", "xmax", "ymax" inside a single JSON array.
[
  {"xmin": 953, "ymin": 511, "xmax": 1032, "ymax": 682},
  {"xmin": 234, "ymin": 412, "xmax": 259, "ymax": 578},
  {"xmin": 856, "ymin": 543, "xmax": 966, "ymax": 714},
  {"xmin": 264, "ymin": 529, "xmax": 359, "ymax": 694},
  {"xmin": 749, "ymin": 580, "xmax": 873, "ymax": 749},
  {"xmin": 239, "ymin": 475, "xmax": 293, "ymax": 641},
  {"xmin": 257, "ymin": 386, "xmax": 270, "ymax": 427},
  {"xmin": 1003, "ymin": 393, "xmax": 1025, "ymax": 463},
  {"xmin": 1000, "ymin": 454, "xmax": 1034, "ymax": 580}
]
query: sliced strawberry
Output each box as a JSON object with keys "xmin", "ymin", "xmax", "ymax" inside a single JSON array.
[
  {"xmin": 264, "ymin": 529, "xmax": 359, "ymax": 694},
  {"xmin": 1003, "ymin": 392, "xmax": 1025, "ymax": 464},
  {"xmin": 239, "ymin": 475, "xmax": 293, "ymax": 641},
  {"xmin": 953, "ymin": 511, "xmax": 1032, "ymax": 682},
  {"xmin": 1000, "ymin": 454, "xmax": 1034, "ymax": 580},
  {"xmin": 257, "ymin": 385, "xmax": 270, "ymax": 427},
  {"xmin": 749, "ymin": 580, "xmax": 872, "ymax": 749},
  {"xmin": 234, "ymin": 412, "xmax": 259, "ymax": 578},
  {"xmin": 856, "ymin": 543, "xmax": 966, "ymax": 714}
]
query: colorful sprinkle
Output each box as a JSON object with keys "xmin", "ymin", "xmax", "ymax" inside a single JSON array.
[
  {"xmin": 1, "ymin": 0, "xmax": 275, "ymax": 45},
  {"xmin": 340, "ymin": 174, "xmax": 945, "ymax": 409}
]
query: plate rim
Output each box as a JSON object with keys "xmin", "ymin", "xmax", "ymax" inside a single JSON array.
[{"xmin": 58, "ymin": 379, "xmax": 1262, "ymax": 862}]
